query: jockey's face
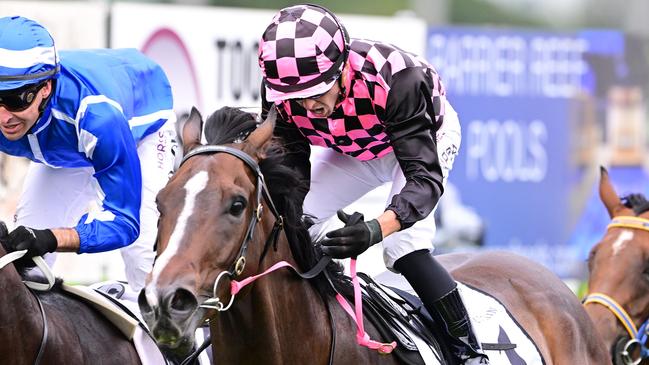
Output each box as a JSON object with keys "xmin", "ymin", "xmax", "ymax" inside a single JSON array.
[
  {"xmin": 295, "ymin": 65, "xmax": 348, "ymax": 118},
  {"xmin": 0, "ymin": 80, "xmax": 51, "ymax": 141}
]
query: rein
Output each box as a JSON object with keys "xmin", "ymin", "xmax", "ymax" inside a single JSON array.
[{"xmin": 584, "ymin": 216, "xmax": 649, "ymax": 365}]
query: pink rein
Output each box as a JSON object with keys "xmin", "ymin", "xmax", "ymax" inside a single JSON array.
[{"xmin": 229, "ymin": 259, "xmax": 396, "ymax": 354}]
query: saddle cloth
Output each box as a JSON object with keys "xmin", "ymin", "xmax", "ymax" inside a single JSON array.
[
  {"xmin": 368, "ymin": 271, "xmax": 545, "ymax": 365},
  {"xmin": 61, "ymin": 282, "xmax": 169, "ymax": 365}
]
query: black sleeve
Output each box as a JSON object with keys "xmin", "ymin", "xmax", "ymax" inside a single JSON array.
[
  {"xmin": 382, "ymin": 67, "xmax": 445, "ymax": 229},
  {"xmin": 260, "ymin": 84, "xmax": 312, "ymax": 206}
]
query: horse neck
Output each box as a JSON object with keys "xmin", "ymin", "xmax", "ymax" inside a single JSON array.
[{"xmin": 212, "ymin": 229, "xmax": 333, "ymax": 364}]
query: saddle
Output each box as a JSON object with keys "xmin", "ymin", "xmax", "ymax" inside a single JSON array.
[
  {"xmin": 349, "ymin": 272, "xmax": 442, "ymax": 365},
  {"xmin": 345, "ymin": 273, "xmax": 521, "ymax": 365}
]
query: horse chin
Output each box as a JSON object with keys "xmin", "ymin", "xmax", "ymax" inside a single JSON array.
[
  {"xmin": 150, "ymin": 315, "xmax": 203, "ymax": 360},
  {"xmin": 147, "ymin": 305, "xmax": 207, "ymax": 357},
  {"xmin": 158, "ymin": 335, "xmax": 195, "ymax": 359}
]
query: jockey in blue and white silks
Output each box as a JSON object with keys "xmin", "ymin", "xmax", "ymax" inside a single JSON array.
[{"xmin": 0, "ymin": 16, "xmax": 177, "ymax": 291}]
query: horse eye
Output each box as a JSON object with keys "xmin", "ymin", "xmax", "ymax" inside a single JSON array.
[{"xmin": 229, "ymin": 198, "xmax": 247, "ymax": 216}]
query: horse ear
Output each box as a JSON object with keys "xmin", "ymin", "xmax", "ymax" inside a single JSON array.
[
  {"xmin": 178, "ymin": 107, "xmax": 203, "ymax": 154},
  {"xmin": 247, "ymin": 106, "xmax": 277, "ymax": 153},
  {"xmin": 599, "ymin": 166, "xmax": 628, "ymax": 218}
]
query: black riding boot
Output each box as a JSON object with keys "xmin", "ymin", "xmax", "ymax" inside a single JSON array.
[{"xmin": 394, "ymin": 250, "xmax": 488, "ymax": 365}]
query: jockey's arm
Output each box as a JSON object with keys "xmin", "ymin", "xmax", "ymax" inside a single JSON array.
[
  {"xmin": 51, "ymin": 227, "xmax": 80, "ymax": 252},
  {"xmin": 377, "ymin": 210, "xmax": 402, "ymax": 239}
]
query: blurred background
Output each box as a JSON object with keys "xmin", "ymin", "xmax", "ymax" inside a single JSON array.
[{"xmin": 2, "ymin": 0, "xmax": 649, "ymax": 297}]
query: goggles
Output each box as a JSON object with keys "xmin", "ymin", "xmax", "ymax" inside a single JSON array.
[
  {"xmin": 293, "ymin": 90, "xmax": 328, "ymax": 103},
  {"xmin": 0, "ymin": 81, "xmax": 47, "ymax": 112},
  {"xmin": 291, "ymin": 71, "xmax": 342, "ymax": 104}
]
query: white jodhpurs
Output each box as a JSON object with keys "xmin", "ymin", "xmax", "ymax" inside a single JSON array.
[
  {"xmin": 304, "ymin": 101, "xmax": 461, "ymax": 270},
  {"xmin": 15, "ymin": 118, "xmax": 177, "ymax": 291}
]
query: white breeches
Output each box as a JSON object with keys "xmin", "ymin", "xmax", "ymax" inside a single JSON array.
[{"xmin": 304, "ymin": 101, "xmax": 461, "ymax": 270}]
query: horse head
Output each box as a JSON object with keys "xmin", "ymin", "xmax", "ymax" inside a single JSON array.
[
  {"xmin": 138, "ymin": 106, "xmax": 280, "ymax": 356},
  {"xmin": 585, "ymin": 167, "xmax": 649, "ymax": 365}
]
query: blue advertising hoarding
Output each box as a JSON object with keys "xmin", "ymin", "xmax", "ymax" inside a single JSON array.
[{"xmin": 426, "ymin": 27, "xmax": 627, "ymax": 277}]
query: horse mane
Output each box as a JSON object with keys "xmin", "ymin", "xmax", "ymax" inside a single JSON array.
[
  {"xmin": 622, "ymin": 193, "xmax": 649, "ymax": 215},
  {"xmin": 203, "ymin": 107, "xmax": 346, "ymax": 295}
]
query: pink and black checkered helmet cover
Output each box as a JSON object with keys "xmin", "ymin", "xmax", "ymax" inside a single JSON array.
[{"xmin": 259, "ymin": 4, "xmax": 349, "ymax": 102}]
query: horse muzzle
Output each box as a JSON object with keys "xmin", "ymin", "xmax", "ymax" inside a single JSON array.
[{"xmin": 138, "ymin": 284, "xmax": 203, "ymax": 353}]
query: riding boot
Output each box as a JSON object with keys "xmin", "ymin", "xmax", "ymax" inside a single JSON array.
[{"xmin": 394, "ymin": 250, "xmax": 488, "ymax": 365}]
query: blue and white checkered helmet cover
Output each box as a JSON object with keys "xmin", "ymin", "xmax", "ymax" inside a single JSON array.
[{"xmin": 0, "ymin": 16, "xmax": 59, "ymax": 91}]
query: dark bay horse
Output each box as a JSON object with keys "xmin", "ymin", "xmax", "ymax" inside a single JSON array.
[
  {"xmin": 584, "ymin": 168, "xmax": 649, "ymax": 365},
  {"xmin": 0, "ymin": 242, "xmax": 140, "ymax": 364},
  {"xmin": 140, "ymin": 106, "xmax": 608, "ymax": 364}
]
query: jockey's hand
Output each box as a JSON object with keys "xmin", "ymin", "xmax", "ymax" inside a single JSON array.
[
  {"xmin": 5, "ymin": 226, "xmax": 58, "ymax": 258},
  {"xmin": 321, "ymin": 210, "xmax": 383, "ymax": 259}
]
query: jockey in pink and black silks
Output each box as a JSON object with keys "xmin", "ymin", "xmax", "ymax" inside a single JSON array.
[{"xmin": 258, "ymin": 4, "xmax": 487, "ymax": 365}]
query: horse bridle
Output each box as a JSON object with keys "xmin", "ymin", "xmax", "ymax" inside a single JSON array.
[
  {"xmin": 583, "ymin": 216, "xmax": 649, "ymax": 365},
  {"xmin": 176, "ymin": 144, "xmax": 337, "ymax": 365},
  {"xmin": 177, "ymin": 144, "xmax": 283, "ymax": 310}
]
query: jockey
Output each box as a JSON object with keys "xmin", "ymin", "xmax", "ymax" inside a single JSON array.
[
  {"xmin": 258, "ymin": 5, "xmax": 487, "ymax": 364},
  {"xmin": 0, "ymin": 16, "xmax": 177, "ymax": 291}
]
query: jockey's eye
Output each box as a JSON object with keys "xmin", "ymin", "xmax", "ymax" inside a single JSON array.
[{"xmin": 229, "ymin": 197, "xmax": 247, "ymax": 217}]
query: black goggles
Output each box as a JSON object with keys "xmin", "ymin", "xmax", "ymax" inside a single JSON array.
[
  {"xmin": 291, "ymin": 72, "xmax": 342, "ymax": 103},
  {"xmin": 0, "ymin": 81, "xmax": 47, "ymax": 112}
]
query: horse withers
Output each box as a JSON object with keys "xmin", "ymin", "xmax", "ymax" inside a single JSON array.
[
  {"xmin": 0, "ymin": 228, "xmax": 141, "ymax": 364},
  {"xmin": 139, "ymin": 106, "xmax": 608, "ymax": 364},
  {"xmin": 585, "ymin": 167, "xmax": 649, "ymax": 365}
]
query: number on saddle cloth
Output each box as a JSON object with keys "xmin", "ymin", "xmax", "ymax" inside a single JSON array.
[{"xmin": 95, "ymin": 281, "xmax": 126, "ymax": 300}]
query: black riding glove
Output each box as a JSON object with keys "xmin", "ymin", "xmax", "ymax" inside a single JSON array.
[
  {"xmin": 5, "ymin": 226, "xmax": 58, "ymax": 258},
  {"xmin": 321, "ymin": 210, "xmax": 383, "ymax": 259}
]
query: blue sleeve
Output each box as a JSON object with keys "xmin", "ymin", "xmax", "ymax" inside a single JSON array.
[{"xmin": 74, "ymin": 103, "xmax": 141, "ymax": 253}]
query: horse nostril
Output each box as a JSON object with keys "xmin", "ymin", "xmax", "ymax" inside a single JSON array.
[
  {"xmin": 138, "ymin": 289, "xmax": 155, "ymax": 317},
  {"xmin": 170, "ymin": 288, "xmax": 197, "ymax": 313}
]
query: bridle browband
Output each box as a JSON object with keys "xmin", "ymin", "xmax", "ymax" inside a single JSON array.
[{"xmin": 583, "ymin": 216, "xmax": 649, "ymax": 365}]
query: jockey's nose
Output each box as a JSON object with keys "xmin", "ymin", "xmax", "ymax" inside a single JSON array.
[
  {"xmin": 301, "ymin": 98, "xmax": 319, "ymax": 111},
  {"xmin": 0, "ymin": 106, "xmax": 12, "ymax": 123}
]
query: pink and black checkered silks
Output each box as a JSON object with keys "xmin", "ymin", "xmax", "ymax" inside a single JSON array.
[
  {"xmin": 274, "ymin": 38, "xmax": 447, "ymax": 161},
  {"xmin": 259, "ymin": 4, "xmax": 349, "ymax": 101}
]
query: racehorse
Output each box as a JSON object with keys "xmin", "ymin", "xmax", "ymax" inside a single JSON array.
[
  {"xmin": 584, "ymin": 168, "xmax": 649, "ymax": 365},
  {"xmin": 139, "ymin": 106, "xmax": 608, "ymax": 364},
  {"xmin": 0, "ymin": 228, "xmax": 140, "ymax": 364}
]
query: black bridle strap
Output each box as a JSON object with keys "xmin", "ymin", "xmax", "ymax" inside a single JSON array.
[
  {"xmin": 27, "ymin": 287, "xmax": 48, "ymax": 365},
  {"xmin": 258, "ymin": 218, "xmax": 284, "ymax": 265}
]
